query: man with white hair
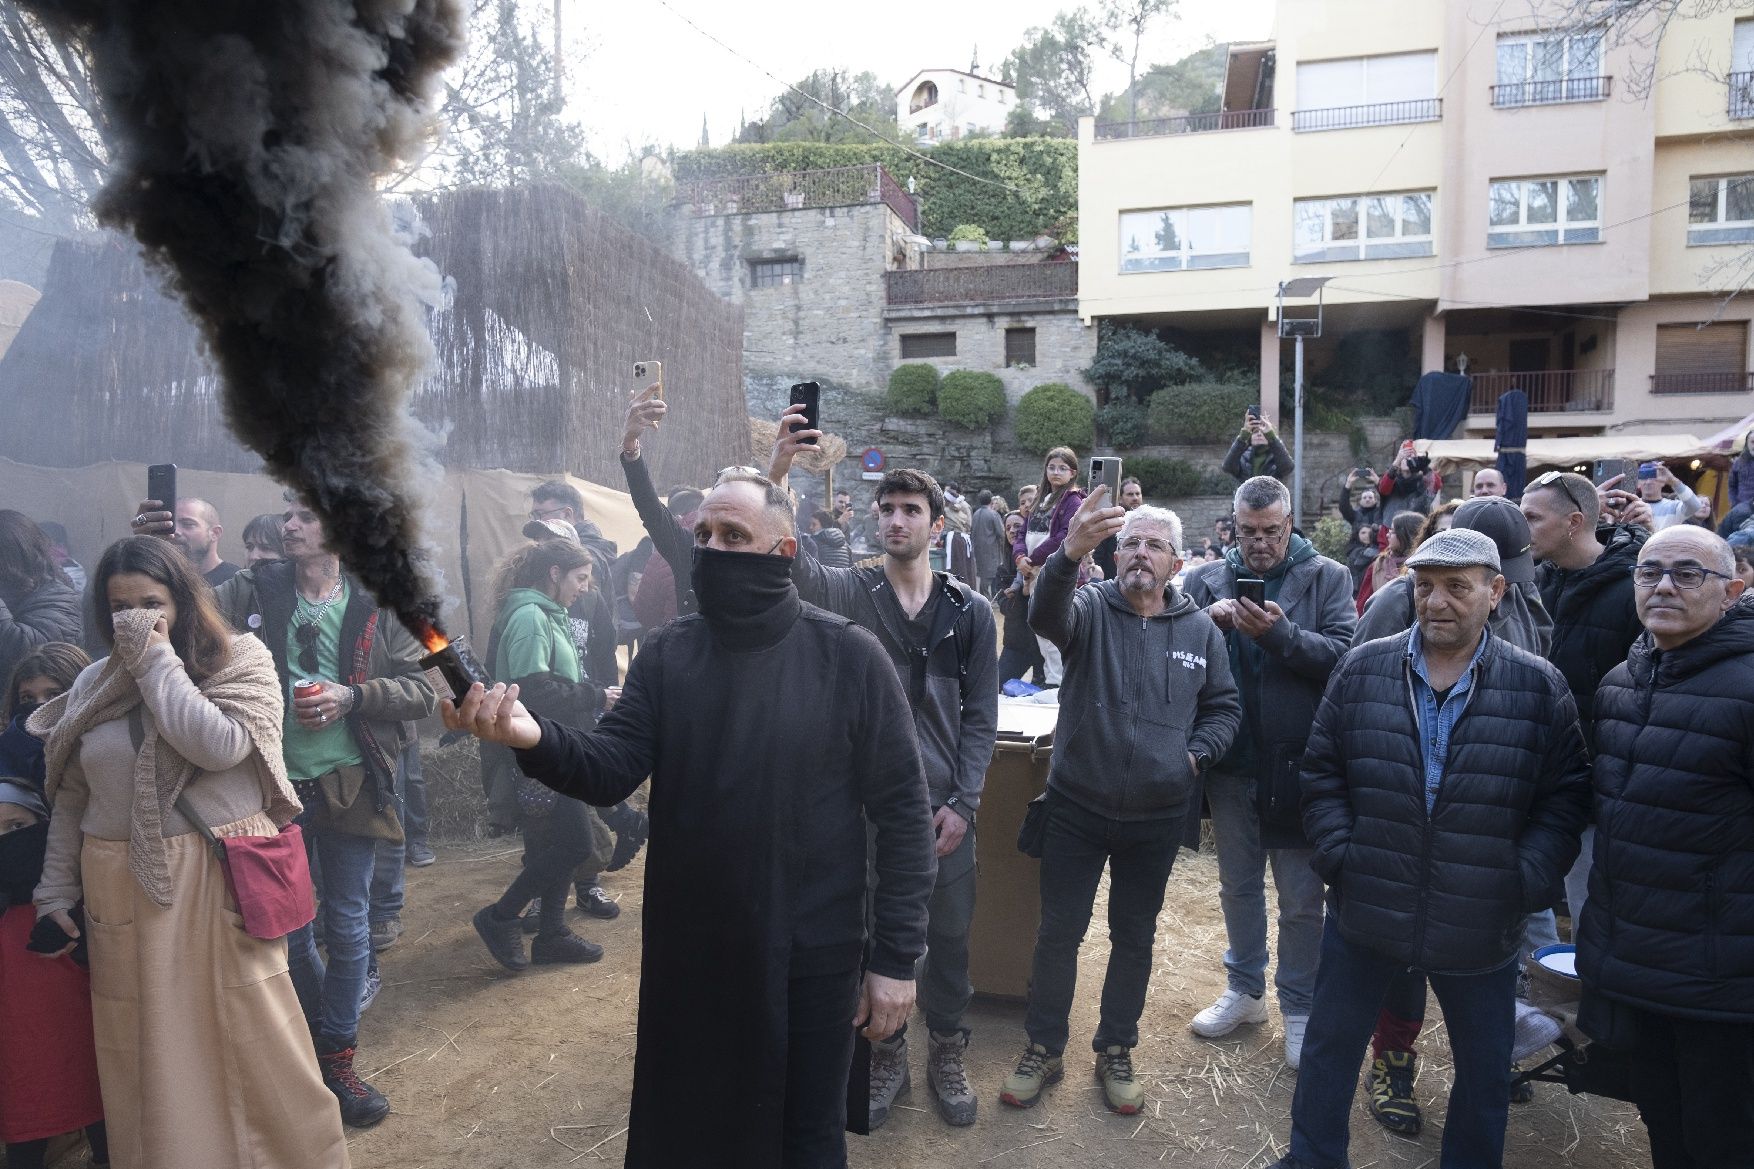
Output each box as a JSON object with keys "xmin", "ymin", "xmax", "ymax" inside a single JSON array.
[
  {"xmin": 1000, "ymin": 487, "xmax": 1239, "ymax": 1115},
  {"xmin": 1182, "ymin": 475, "xmax": 1357, "ymax": 1069}
]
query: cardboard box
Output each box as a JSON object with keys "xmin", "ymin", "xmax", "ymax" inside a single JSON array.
[{"xmin": 967, "ymin": 701, "xmax": 1056, "ymax": 1001}]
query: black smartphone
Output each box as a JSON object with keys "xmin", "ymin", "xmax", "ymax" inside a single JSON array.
[
  {"xmin": 1593, "ymin": 458, "xmax": 1629, "ymax": 486},
  {"xmin": 789, "ymin": 381, "xmax": 821, "ymax": 446},
  {"xmin": 1088, "ymin": 456, "xmax": 1122, "ymax": 499},
  {"xmin": 147, "ymin": 463, "xmax": 177, "ymax": 514},
  {"xmin": 1247, "ymin": 404, "xmax": 1262, "ymax": 420},
  {"xmin": 1235, "ymin": 578, "xmax": 1267, "ymax": 608}
]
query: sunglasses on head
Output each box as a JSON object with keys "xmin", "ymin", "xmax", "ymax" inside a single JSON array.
[{"xmin": 1531, "ymin": 470, "xmax": 1594, "ymax": 516}]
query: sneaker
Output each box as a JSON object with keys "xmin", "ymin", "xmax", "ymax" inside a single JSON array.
[
  {"xmin": 1366, "ymin": 1050, "xmax": 1421, "ymax": 1136},
  {"xmin": 530, "ymin": 931, "xmax": 604, "ymax": 964},
  {"xmin": 1190, "ymin": 989, "xmax": 1269, "ymax": 1038},
  {"xmin": 927, "ymin": 1030, "xmax": 977, "ymax": 1126},
  {"xmin": 317, "ymin": 1045, "xmax": 391, "ymax": 1128},
  {"xmin": 1283, "ymin": 1013, "xmax": 1309, "ymax": 1070},
  {"xmin": 369, "ymin": 917, "xmax": 404, "ymax": 951},
  {"xmin": 1094, "ymin": 1045, "xmax": 1144, "ymax": 1115},
  {"xmin": 867, "ymin": 1033, "xmax": 911, "ymax": 1130},
  {"xmin": 520, "ymin": 898, "xmax": 543, "ymax": 936},
  {"xmin": 358, "ymin": 962, "xmax": 382, "ymax": 1014},
  {"xmin": 406, "ymin": 841, "xmax": 436, "ymax": 867},
  {"xmin": 998, "ymin": 1043, "xmax": 1063, "ymax": 1109},
  {"xmin": 472, "ymin": 904, "xmax": 529, "ymax": 971},
  {"xmin": 575, "ymin": 882, "xmax": 621, "ymax": 920}
]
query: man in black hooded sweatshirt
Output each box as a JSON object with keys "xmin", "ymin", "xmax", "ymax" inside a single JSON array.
[{"xmin": 443, "ymin": 468, "xmax": 937, "ymax": 1169}]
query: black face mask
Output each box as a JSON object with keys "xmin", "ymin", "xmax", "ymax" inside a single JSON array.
[
  {"xmin": 689, "ymin": 545, "xmax": 800, "ymax": 651},
  {"xmin": 0, "ymin": 820, "xmax": 49, "ymax": 908}
]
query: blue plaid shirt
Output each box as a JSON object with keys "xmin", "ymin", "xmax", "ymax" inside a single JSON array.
[{"xmin": 1406, "ymin": 626, "xmax": 1490, "ymax": 813}]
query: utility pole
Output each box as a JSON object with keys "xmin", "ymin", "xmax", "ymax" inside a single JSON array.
[{"xmin": 1275, "ymin": 278, "xmax": 1329, "ymax": 531}]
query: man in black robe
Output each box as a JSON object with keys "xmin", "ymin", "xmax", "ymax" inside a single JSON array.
[{"xmin": 443, "ymin": 468, "xmax": 938, "ymax": 1169}]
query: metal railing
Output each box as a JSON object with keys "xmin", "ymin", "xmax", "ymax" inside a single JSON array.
[
  {"xmin": 1094, "ymin": 107, "xmax": 1275, "ymax": 140},
  {"xmin": 1731, "ymin": 72, "xmax": 1754, "ymax": 120},
  {"xmin": 1291, "ymin": 98, "xmax": 1442, "ymax": 132},
  {"xmin": 885, "ymin": 262, "xmax": 1078, "ymax": 307},
  {"xmin": 1651, "ymin": 371, "xmax": 1754, "ymax": 395},
  {"xmin": 1490, "ymin": 75, "xmax": 1612, "ymax": 107},
  {"xmin": 675, "ymin": 164, "xmax": 919, "ymax": 231},
  {"xmin": 1468, "ymin": 369, "xmax": 1614, "ymax": 413}
]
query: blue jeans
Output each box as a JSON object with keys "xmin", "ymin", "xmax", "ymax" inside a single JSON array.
[
  {"xmin": 1206, "ymin": 771, "xmax": 1325, "ymax": 1014},
  {"xmin": 288, "ymin": 818, "xmax": 378, "ymax": 1050},
  {"xmin": 1291, "ymin": 920, "xmax": 1518, "ymax": 1169},
  {"xmin": 369, "ymin": 739, "xmax": 426, "ymax": 922},
  {"xmin": 1024, "ymin": 794, "xmax": 1182, "ymax": 1055}
]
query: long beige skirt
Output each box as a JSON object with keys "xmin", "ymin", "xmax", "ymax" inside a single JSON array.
[{"xmin": 81, "ymin": 814, "xmax": 350, "ymax": 1169}]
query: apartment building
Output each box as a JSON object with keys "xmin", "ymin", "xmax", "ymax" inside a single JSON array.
[{"xmin": 1077, "ymin": 0, "xmax": 1754, "ymax": 438}]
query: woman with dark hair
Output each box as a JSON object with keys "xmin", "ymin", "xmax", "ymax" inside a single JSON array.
[
  {"xmin": 1346, "ymin": 524, "xmax": 1380, "ymax": 593},
  {"xmin": 1355, "ymin": 512, "xmax": 1426, "ymax": 616},
  {"xmin": 0, "ymin": 511, "xmax": 81, "ymax": 693},
  {"xmin": 30, "ymin": 537, "xmax": 345, "ymax": 1169},
  {"xmin": 473, "ymin": 539, "xmax": 615, "ymax": 971},
  {"xmin": 1012, "ymin": 446, "xmax": 1085, "ymax": 685},
  {"xmin": 240, "ymin": 514, "xmax": 286, "ymax": 565}
]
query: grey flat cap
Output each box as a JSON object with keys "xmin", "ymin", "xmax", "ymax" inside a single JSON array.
[{"xmin": 1404, "ymin": 527, "xmax": 1501, "ymax": 574}]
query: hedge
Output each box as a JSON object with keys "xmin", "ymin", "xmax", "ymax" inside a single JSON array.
[
  {"xmin": 1096, "ymin": 398, "xmax": 1149, "ymax": 448},
  {"xmin": 887, "ymin": 363, "xmax": 940, "ymax": 415},
  {"xmin": 1310, "ymin": 515, "xmax": 1353, "ymax": 563},
  {"xmin": 1147, "ymin": 381, "xmax": 1256, "ymax": 444},
  {"xmin": 1014, "ymin": 382, "xmax": 1095, "ymax": 454},
  {"xmin": 671, "ymin": 139, "xmax": 1080, "ymax": 243},
  {"xmin": 938, "ymin": 370, "xmax": 1007, "ymax": 429},
  {"xmin": 1126, "ymin": 456, "xmax": 1229, "ymax": 499}
]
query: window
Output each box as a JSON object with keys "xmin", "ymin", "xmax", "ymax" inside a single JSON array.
[
  {"xmin": 1293, "ymin": 52, "xmax": 1438, "ymax": 128},
  {"xmin": 1005, "ymin": 327, "xmax": 1036, "ymax": 367},
  {"xmin": 1494, "ymin": 32, "xmax": 1606, "ymax": 105},
  {"xmin": 966, "ymin": 122, "xmax": 978, "ymax": 137},
  {"xmin": 1690, "ymin": 175, "xmax": 1754, "ymax": 245},
  {"xmin": 999, "ymin": 89, "xmax": 1007, "ymax": 104},
  {"xmin": 749, "ymin": 258, "xmax": 803, "ymax": 287},
  {"xmin": 1294, "ymin": 191, "xmax": 1435, "ymax": 262},
  {"xmin": 958, "ymin": 78, "xmax": 967, "ymax": 93},
  {"xmin": 901, "ymin": 332, "xmax": 956, "ymax": 359},
  {"xmin": 978, "ymin": 83, "xmax": 986, "ymax": 98},
  {"xmin": 1653, "ymin": 322, "xmax": 1749, "ymax": 394},
  {"xmin": 1487, "ymin": 175, "xmax": 1601, "ymax": 247},
  {"xmin": 1733, "ymin": 21, "xmax": 1754, "ymax": 117},
  {"xmin": 1119, "ymin": 204, "xmax": 1252, "ymax": 272}
]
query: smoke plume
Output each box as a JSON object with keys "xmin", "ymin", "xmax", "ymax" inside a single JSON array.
[{"xmin": 19, "ymin": 0, "xmax": 467, "ymax": 637}]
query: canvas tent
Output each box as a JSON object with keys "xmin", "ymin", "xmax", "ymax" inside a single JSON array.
[{"xmin": 1416, "ymin": 433, "xmax": 1725, "ymax": 478}]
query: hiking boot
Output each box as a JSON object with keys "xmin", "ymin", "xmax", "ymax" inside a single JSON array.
[
  {"xmin": 531, "ymin": 930, "xmax": 604, "ymax": 964},
  {"xmin": 927, "ymin": 1030, "xmax": 977, "ymax": 1126},
  {"xmin": 317, "ymin": 1045, "xmax": 390, "ymax": 1128},
  {"xmin": 604, "ymin": 802, "xmax": 649, "ymax": 872},
  {"xmin": 1095, "ymin": 1045, "xmax": 1144, "ymax": 1114},
  {"xmin": 473, "ymin": 904, "xmax": 529, "ymax": 971},
  {"xmin": 1284, "ymin": 1013, "xmax": 1309, "ymax": 1071},
  {"xmin": 406, "ymin": 841, "xmax": 436, "ymax": 867},
  {"xmin": 358, "ymin": 962, "xmax": 382, "ymax": 1014},
  {"xmin": 575, "ymin": 882, "xmax": 621, "ymax": 920},
  {"xmin": 1191, "ymin": 989, "xmax": 1269, "ymax": 1038},
  {"xmin": 1366, "ymin": 1050, "xmax": 1421, "ymax": 1135},
  {"xmin": 520, "ymin": 898, "xmax": 543, "ymax": 935},
  {"xmin": 998, "ymin": 1043, "xmax": 1063, "ymax": 1109},
  {"xmin": 369, "ymin": 916, "xmax": 404, "ymax": 951},
  {"xmin": 867, "ymin": 1033, "xmax": 911, "ymax": 1130}
]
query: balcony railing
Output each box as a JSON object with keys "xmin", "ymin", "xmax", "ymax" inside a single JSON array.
[
  {"xmin": 1651, "ymin": 371, "xmax": 1754, "ymax": 395},
  {"xmin": 886, "ymin": 262, "xmax": 1078, "ymax": 307},
  {"xmin": 675, "ymin": 164, "xmax": 918, "ymax": 231},
  {"xmin": 1468, "ymin": 369, "xmax": 1614, "ymax": 414},
  {"xmin": 1491, "ymin": 75, "xmax": 1612, "ymax": 107},
  {"xmin": 1291, "ymin": 98, "xmax": 1441, "ymax": 132},
  {"xmin": 1732, "ymin": 71, "xmax": 1754, "ymax": 120},
  {"xmin": 1094, "ymin": 107, "xmax": 1275, "ymax": 140}
]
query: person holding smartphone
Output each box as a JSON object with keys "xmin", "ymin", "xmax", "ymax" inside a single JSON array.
[
  {"xmin": 1221, "ymin": 409, "xmax": 1294, "ymax": 485},
  {"xmin": 1633, "ymin": 462, "xmax": 1710, "ymax": 530}
]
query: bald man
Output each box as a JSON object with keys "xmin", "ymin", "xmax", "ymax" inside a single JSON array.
[
  {"xmin": 130, "ymin": 495, "xmax": 240, "ymax": 586},
  {"xmin": 1471, "ymin": 469, "xmax": 1508, "ymax": 498}
]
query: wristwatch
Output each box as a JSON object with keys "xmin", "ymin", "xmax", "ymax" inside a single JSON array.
[
  {"xmin": 944, "ymin": 794, "xmax": 975, "ymax": 828},
  {"xmin": 1190, "ymin": 750, "xmax": 1212, "ymax": 775}
]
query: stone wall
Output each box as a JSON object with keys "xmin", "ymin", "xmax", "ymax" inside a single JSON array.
[{"xmin": 885, "ymin": 300, "xmax": 1096, "ymax": 405}]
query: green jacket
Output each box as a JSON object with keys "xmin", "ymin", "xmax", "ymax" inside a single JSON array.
[{"xmin": 491, "ymin": 589, "xmax": 581, "ymax": 683}]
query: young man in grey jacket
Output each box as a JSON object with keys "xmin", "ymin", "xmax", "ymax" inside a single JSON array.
[{"xmin": 1000, "ymin": 488, "xmax": 1240, "ymax": 1115}]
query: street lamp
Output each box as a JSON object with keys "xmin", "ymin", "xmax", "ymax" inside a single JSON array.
[{"xmin": 1276, "ymin": 277, "xmax": 1329, "ymax": 530}]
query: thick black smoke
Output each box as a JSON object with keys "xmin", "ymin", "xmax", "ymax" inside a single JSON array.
[{"xmin": 20, "ymin": 0, "xmax": 467, "ymax": 637}]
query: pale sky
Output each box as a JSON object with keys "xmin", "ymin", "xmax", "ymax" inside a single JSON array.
[{"xmin": 556, "ymin": 0, "xmax": 1275, "ymax": 157}]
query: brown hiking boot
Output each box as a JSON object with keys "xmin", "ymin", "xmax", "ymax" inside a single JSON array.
[{"xmin": 927, "ymin": 1030, "xmax": 977, "ymax": 1126}]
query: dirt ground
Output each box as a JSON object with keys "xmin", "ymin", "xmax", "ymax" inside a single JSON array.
[{"xmin": 339, "ymin": 838, "xmax": 1654, "ymax": 1169}]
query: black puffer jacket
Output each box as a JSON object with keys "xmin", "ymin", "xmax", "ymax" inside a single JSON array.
[
  {"xmin": 1577, "ymin": 599, "xmax": 1754, "ymax": 1023},
  {"xmin": 0, "ymin": 577, "xmax": 81, "ymax": 689},
  {"xmin": 1536, "ymin": 524, "xmax": 1645, "ymax": 746},
  {"xmin": 1301, "ymin": 630, "xmax": 1591, "ymax": 973}
]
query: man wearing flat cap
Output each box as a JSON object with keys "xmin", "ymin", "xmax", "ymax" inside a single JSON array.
[{"xmin": 1269, "ymin": 528, "xmax": 1592, "ymax": 1169}]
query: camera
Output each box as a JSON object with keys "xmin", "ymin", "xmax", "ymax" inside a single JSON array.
[{"xmin": 1408, "ymin": 455, "xmax": 1431, "ymax": 475}]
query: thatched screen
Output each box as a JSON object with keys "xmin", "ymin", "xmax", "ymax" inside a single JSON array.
[{"xmin": 0, "ymin": 184, "xmax": 748, "ymax": 492}]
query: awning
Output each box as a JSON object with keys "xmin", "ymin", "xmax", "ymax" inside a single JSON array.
[
  {"xmin": 1416, "ymin": 433, "xmax": 1720, "ymax": 477},
  {"xmin": 1703, "ymin": 411, "xmax": 1754, "ymax": 453}
]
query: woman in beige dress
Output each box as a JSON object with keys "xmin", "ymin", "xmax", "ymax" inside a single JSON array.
[{"xmin": 32, "ymin": 536, "xmax": 348, "ymax": 1169}]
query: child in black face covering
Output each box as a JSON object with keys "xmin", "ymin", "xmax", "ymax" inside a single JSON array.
[{"xmin": 0, "ymin": 644, "xmax": 108, "ymax": 1169}]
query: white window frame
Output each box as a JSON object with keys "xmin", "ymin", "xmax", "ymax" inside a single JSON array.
[
  {"xmin": 1294, "ymin": 191, "xmax": 1435, "ymax": 263},
  {"xmin": 1494, "ymin": 32, "xmax": 1604, "ymax": 105},
  {"xmin": 1689, "ymin": 174, "xmax": 1754, "ymax": 245},
  {"xmin": 1487, "ymin": 175, "xmax": 1602, "ymax": 248},
  {"xmin": 1118, "ymin": 204, "xmax": 1252, "ymax": 273}
]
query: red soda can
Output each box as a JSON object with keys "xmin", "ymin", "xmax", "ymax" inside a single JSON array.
[{"xmin": 294, "ymin": 679, "xmax": 323, "ymax": 703}]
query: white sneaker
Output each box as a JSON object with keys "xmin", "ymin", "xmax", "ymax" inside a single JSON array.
[
  {"xmin": 1283, "ymin": 1014, "xmax": 1309, "ymax": 1070},
  {"xmin": 1190, "ymin": 989, "xmax": 1269, "ymax": 1038}
]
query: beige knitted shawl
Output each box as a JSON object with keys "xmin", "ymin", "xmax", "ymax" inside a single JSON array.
[{"xmin": 29, "ymin": 607, "xmax": 300, "ymax": 908}]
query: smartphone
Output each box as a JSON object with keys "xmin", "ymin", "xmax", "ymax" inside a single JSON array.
[
  {"xmin": 1637, "ymin": 461, "xmax": 1659, "ymax": 480},
  {"xmin": 1088, "ymin": 456, "xmax": 1123, "ymax": 499},
  {"xmin": 632, "ymin": 360, "xmax": 663, "ymax": 401},
  {"xmin": 1593, "ymin": 458, "xmax": 1630, "ymax": 486},
  {"xmin": 147, "ymin": 463, "xmax": 177, "ymax": 515},
  {"xmin": 1235, "ymin": 578, "xmax": 1267, "ymax": 608},
  {"xmin": 790, "ymin": 381, "xmax": 821, "ymax": 446},
  {"xmin": 1247, "ymin": 404, "xmax": 1262, "ymax": 420}
]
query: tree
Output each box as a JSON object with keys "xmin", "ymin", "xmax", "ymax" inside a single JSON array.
[
  {"xmin": 1096, "ymin": 42, "xmax": 1228, "ymax": 124},
  {"xmin": 1083, "ymin": 324, "xmax": 1205, "ymax": 405},
  {"xmin": 1002, "ymin": 10, "xmax": 1103, "ymax": 137},
  {"xmin": 1098, "ymin": 0, "xmax": 1178, "ymax": 125},
  {"xmin": 734, "ymin": 70, "xmax": 899, "ymax": 145},
  {"xmin": 0, "ymin": 8, "xmax": 106, "ymax": 236}
]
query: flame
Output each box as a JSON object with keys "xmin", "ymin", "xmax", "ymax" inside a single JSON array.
[{"xmin": 417, "ymin": 623, "xmax": 449, "ymax": 654}]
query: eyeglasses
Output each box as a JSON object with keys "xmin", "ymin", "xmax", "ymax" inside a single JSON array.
[
  {"xmin": 528, "ymin": 505, "xmax": 567, "ymax": 522},
  {"xmin": 1117, "ymin": 536, "xmax": 1175, "ymax": 555},
  {"xmin": 294, "ymin": 622, "xmax": 320, "ymax": 674},
  {"xmin": 1236, "ymin": 526, "xmax": 1287, "ymax": 544},
  {"xmin": 1530, "ymin": 470, "xmax": 1594, "ymax": 517},
  {"xmin": 1630, "ymin": 564, "xmax": 1733, "ymax": 590}
]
